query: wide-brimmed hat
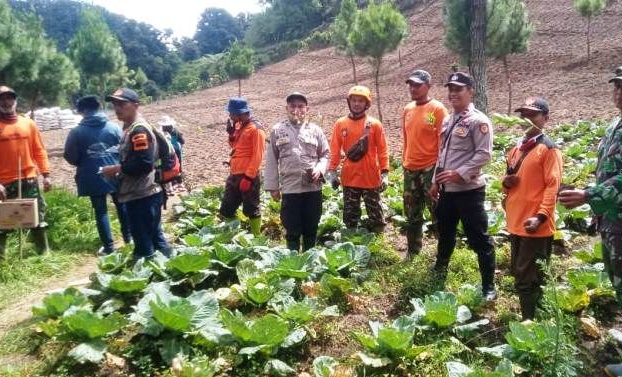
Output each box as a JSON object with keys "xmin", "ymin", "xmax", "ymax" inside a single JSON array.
[{"xmin": 227, "ymin": 97, "xmax": 251, "ymax": 115}]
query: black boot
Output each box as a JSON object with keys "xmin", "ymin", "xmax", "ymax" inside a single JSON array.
[
  {"xmin": 0, "ymin": 233, "xmax": 7, "ymax": 262},
  {"xmin": 31, "ymin": 228, "xmax": 50, "ymax": 254},
  {"xmin": 519, "ymin": 293, "xmax": 538, "ymax": 320},
  {"xmin": 286, "ymin": 235, "xmax": 301, "ymax": 252},
  {"xmin": 302, "ymin": 235, "xmax": 316, "ymax": 251}
]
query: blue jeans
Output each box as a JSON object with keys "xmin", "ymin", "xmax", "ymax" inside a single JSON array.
[
  {"xmin": 126, "ymin": 192, "xmax": 171, "ymax": 260},
  {"xmin": 90, "ymin": 194, "xmax": 132, "ymax": 253}
]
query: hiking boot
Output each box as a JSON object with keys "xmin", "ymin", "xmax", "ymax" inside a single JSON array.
[{"xmin": 604, "ymin": 363, "xmax": 622, "ymax": 377}]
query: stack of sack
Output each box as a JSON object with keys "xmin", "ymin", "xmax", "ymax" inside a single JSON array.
[{"xmin": 31, "ymin": 107, "xmax": 82, "ymax": 131}]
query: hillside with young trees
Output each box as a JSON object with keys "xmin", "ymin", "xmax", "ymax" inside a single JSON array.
[
  {"xmin": 5, "ymin": 2, "xmax": 622, "ymax": 376},
  {"xmin": 37, "ymin": 0, "xmax": 622, "ymax": 191}
]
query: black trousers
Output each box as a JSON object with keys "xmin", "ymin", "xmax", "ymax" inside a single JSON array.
[
  {"xmin": 281, "ymin": 191, "xmax": 322, "ymax": 252},
  {"xmin": 435, "ymin": 187, "xmax": 496, "ymax": 291},
  {"xmin": 219, "ymin": 174, "xmax": 261, "ymax": 219}
]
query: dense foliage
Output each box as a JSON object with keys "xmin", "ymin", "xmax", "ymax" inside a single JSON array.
[{"xmin": 0, "ymin": 0, "xmax": 79, "ymax": 111}]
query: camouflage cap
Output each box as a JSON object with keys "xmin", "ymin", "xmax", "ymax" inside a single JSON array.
[
  {"xmin": 514, "ymin": 97, "xmax": 549, "ymax": 115},
  {"xmin": 608, "ymin": 66, "xmax": 622, "ymax": 84},
  {"xmin": 406, "ymin": 70, "xmax": 432, "ymax": 84}
]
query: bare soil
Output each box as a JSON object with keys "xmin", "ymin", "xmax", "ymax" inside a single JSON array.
[{"xmin": 41, "ymin": 0, "xmax": 622, "ymax": 191}]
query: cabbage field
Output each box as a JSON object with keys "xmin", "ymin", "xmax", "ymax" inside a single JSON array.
[{"xmin": 10, "ymin": 118, "xmax": 622, "ymax": 377}]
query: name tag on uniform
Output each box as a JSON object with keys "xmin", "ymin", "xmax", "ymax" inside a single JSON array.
[
  {"xmin": 276, "ymin": 135, "xmax": 290, "ymax": 146},
  {"xmin": 454, "ymin": 126, "xmax": 468, "ymax": 137}
]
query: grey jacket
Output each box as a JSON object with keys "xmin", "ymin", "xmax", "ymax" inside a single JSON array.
[
  {"xmin": 435, "ymin": 103, "xmax": 493, "ymax": 192},
  {"xmin": 264, "ymin": 120, "xmax": 329, "ymax": 194},
  {"xmin": 118, "ymin": 117, "xmax": 161, "ymax": 203}
]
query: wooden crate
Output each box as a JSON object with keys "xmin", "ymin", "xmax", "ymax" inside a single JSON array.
[{"xmin": 0, "ymin": 198, "xmax": 39, "ymax": 229}]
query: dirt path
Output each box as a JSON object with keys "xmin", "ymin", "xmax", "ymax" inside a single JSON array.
[
  {"xmin": 0, "ymin": 256, "xmax": 98, "ymax": 339},
  {"xmin": 0, "ymin": 195, "xmax": 183, "ymax": 340}
]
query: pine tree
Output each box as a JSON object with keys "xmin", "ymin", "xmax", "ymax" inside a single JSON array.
[
  {"xmin": 468, "ymin": 0, "xmax": 488, "ymax": 113},
  {"xmin": 0, "ymin": 1, "xmax": 79, "ymax": 111},
  {"xmin": 223, "ymin": 41, "xmax": 254, "ymax": 97},
  {"xmin": 331, "ymin": 0, "xmax": 359, "ymax": 84},
  {"xmin": 349, "ymin": 1, "xmax": 408, "ymax": 122},
  {"xmin": 487, "ymin": 0, "xmax": 533, "ymax": 114},
  {"xmin": 444, "ymin": 0, "xmax": 516, "ymax": 113},
  {"xmin": 69, "ymin": 9, "xmax": 131, "ymax": 101},
  {"xmin": 573, "ymin": 0, "xmax": 606, "ymax": 65}
]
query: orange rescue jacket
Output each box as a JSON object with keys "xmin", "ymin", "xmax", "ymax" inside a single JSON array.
[
  {"xmin": 402, "ymin": 99, "xmax": 448, "ymax": 171},
  {"xmin": 0, "ymin": 116, "xmax": 50, "ymax": 185},
  {"xmin": 228, "ymin": 120, "xmax": 265, "ymax": 179},
  {"xmin": 329, "ymin": 116, "xmax": 389, "ymax": 189},
  {"xmin": 503, "ymin": 137, "xmax": 563, "ymax": 237}
]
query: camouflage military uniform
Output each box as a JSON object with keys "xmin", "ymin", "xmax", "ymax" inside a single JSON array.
[
  {"xmin": 585, "ymin": 116, "xmax": 622, "ymax": 306},
  {"xmin": 0, "ymin": 178, "xmax": 48, "ymax": 258},
  {"xmin": 343, "ymin": 187, "xmax": 385, "ymax": 231},
  {"xmin": 403, "ymin": 166, "xmax": 436, "ymax": 253}
]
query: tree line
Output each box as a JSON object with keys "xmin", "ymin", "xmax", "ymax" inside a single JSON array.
[{"xmin": 0, "ymin": 0, "xmax": 611, "ymax": 114}]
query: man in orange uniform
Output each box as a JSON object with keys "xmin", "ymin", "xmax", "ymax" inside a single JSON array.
[
  {"xmin": 219, "ymin": 98, "xmax": 266, "ymax": 236},
  {"xmin": 402, "ymin": 70, "xmax": 448, "ymax": 257},
  {"xmin": 0, "ymin": 86, "xmax": 52, "ymax": 258},
  {"xmin": 502, "ymin": 97, "xmax": 562, "ymax": 319},
  {"xmin": 326, "ymin": 86, "xmax": 389, "ymax": 233}
]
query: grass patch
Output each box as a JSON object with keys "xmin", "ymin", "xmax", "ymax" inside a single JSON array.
[
  {"xmin": 0, "ymin": 188, "xmax": 103, "ymax": 310},
  {"xmin": 0, "ymin": 253, "xmax": 92, "ymax": 309},
  {"xmin": 0, "ymin": 319, "xmax": 43, "ymax": 356}
]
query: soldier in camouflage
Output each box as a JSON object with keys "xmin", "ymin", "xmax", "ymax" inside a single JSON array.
[
  {"xmin": 559, "ymin": 67, "xmax": 622, "ymax": 314},
  {"xmin": 401, "ymin": 70, "xmax": 448, "ymax": 257}
]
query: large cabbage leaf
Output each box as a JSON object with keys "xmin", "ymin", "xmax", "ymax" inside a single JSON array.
[
  {"xmin": 61, "ymin": 307, "xmax": 127, "ymax": 340},
  {"xmin": 32, "ymin": 287, "xmax": 94, "ymax": 319},
  {"xmin": 220, "ymin": 309, "xmax": 303, "ymax": 355},
  {"xmin": 166, "ymin": 251, "xmax": 211, "ymax": 274},
  {"xmin": 271, "ymin": 296, "xmax": 339, "ymax": 325}
]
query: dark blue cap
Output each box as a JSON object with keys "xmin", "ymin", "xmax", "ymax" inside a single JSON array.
[
  {"xmin": 105, "ymin": 88, "xmax": 140, "ymax": 103},
  {"xmin": 227, "ymin": 97, "xmax": 251, "ymax": 115},
  {"xmin": 444, "ymin": 72, "xmax": 473, "ymax": 88}
]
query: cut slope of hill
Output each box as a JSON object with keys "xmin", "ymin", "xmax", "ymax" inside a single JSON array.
[{"xmin": 44, "ymin": 0, "xmax": 622, "ymax": 189}]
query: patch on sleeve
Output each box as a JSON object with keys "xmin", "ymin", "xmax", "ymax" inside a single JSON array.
[
  {"xmin": 131, "ymin": 133, "xmax": 149, "ymax": 151},
  {"xmin": 479, "ymin": 124, "xmax": 489, "ymax": 134}
]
